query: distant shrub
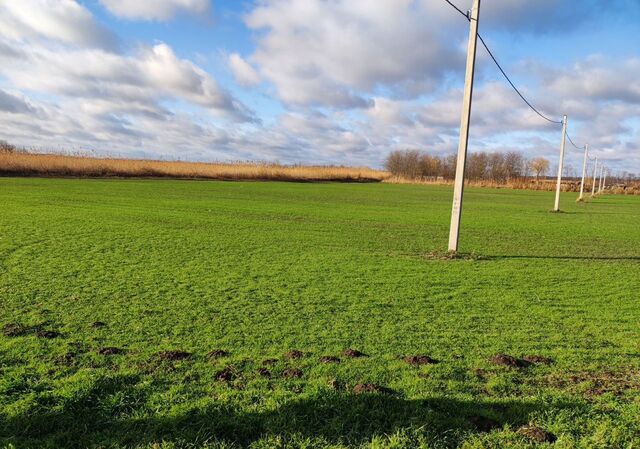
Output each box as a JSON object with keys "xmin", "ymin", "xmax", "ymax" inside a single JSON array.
[{"xmin": 0, "ymin": 140, "xmax": 16, "ymax": 153}]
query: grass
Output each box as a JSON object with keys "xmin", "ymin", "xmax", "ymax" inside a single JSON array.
[
  {"xmin": 0, "ymin": 178, "xmax": 639, "ymax": 449},
  {"xmin": 0, "ymin": 152, "xmax": 387, "ymax": 182}
]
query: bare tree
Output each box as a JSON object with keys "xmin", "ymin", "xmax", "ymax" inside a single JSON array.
[{"xmin": 529, "ymin": 157, "xmax": 550, "ymax": 181}]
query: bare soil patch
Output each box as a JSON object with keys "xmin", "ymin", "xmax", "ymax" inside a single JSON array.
[
  {"xmin": 403, "ymin": 355, "xmax": 438, "ymax": 366},
  {"xmin": 98, "ymin": 347, "xmax": 124, "ymax": 356},
  {"xmin": 282, "ymin": 368, "xmax": 303, "ymax": 379},
  {"xmin": 517, "ymin": 425, "xmax": 556, "ymax": 443},
  {"xmin": 469, "ymin": 416, "xmax": 501, "ymax": 432},
  {"xmin": 489, "ymin": 354, "xmax": 530, "ymax": 368},
  {"xmin": 284, "ymin": 350, "xmax": 305, "ymax": 360},
  {"xmin": 207, "ymin": 349, "xmax": 229, "ymax": 359},
  {"xmin": 343, "ymin": 348, "xmax": 367, "ymax": 358},
  {"xmin": 215, "ymin": 366, "xmax": 236, "ymax": 382}
]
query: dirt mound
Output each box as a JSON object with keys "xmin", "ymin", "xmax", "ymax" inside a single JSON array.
[
  {"xmin": 207, "ymin": 349, "xmax": 229, "ymax": 359},
  {"xmin": 91, "ymin": 321, "xmax": 107, "ymax": 329},
  {"xmin": 517, "ymin": 425, "xmax": 556, "ymax": 443},
  {"xmin": 343, "ymin": 348, "xmax": 367, "ymax": 358},
  {"xmin": 257, "ymin": 368, "xmax": 271, "ymax": 378},
  {"xmin": 282, "ymin": 368, "xmax": 303, "ymax": 379},
  {"xmin": 156, "ymin": 350, "xmax": 191, "ymax": 361},
  {"xmin": 352, "ymin": 383, "xmax": 394, "ymax": 395},
  {"xmin": 285, "ymin": 350, "xmax": 305, "ymax": 360},
  {"xmin": 403, "ymin": 355, "xmax": 438, "ymax": 366},
  {"xmin": 489, "ymin": 354, "xmax": 530, "ymax": 368},
  {"xmin": 2, "ymin": 323, "xmax": 29, "ymax": 337},
  {"xmin": 215, "ymin": 366, "xmax": 236, "ymax": 382},
  {"xmin": 469, "ymin": 415, "xmax": 501, "ymax": 432},
  {"xmin": 97, "ymin": 347, "xmax": 124, "ymax": 356},
  {"xmin": 36, "ymin": 330, "xmax": 61, "ymax": 339},
  {"xmin": 328, "ymin": 378, "xmax": 341, "ymax": 390},
  {"xmin": 523, "ymin": 355, "xmax": 554, "ymax": 365},
  {"xmin": 319, "ymin": 356, "xmax": 341, "ymax": 364}
]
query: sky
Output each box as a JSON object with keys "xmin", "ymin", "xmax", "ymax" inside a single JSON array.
[{"xmin": 0, "ymin": 0, "xmax": 639, "ymax": 174}]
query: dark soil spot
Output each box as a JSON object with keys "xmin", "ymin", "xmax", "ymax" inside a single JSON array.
[
  {"xmin": 352, "ymin": 383, "xmax": 394, "ymax": 395},
  {"xmin": 403, "ymin": 355, "xmax": 438, "ymax": 366},
  {"xmin": 282, "ymin": 368, "xmax": 303, "ymax": 379},
  {"xmin": 98, "ymin": 347, "xmax": 124, "ymax": 356},
  {"xmin": 156, "ymin": 350, "xmax": 191, "ymax": 361},
  {"xmin": 2, "ymin": 323, "xmax": 30, "ymax": 337},
  {"xmin": 343, "ymin": 348, "xmax": 367, "ymax": 358},
  {"xmin": 489, "ymin": 354, "xmax": 530, "ymax": 368},
  {"xmin": 215, "ymin": 366, "xmax": 236, "ymax": 382},
  {"xmin": 523, "ymin": 355, "xmax": 554, "ymax": 365},
  {"xmin": 469, "ymin": 415, "xmax": 501, "ymax": 433},
  {"xmin": 546, "ymin": 370, "xmax": 640, "ymax": 397},
  {"xmin": 36, "ymin": 330, "xmax": 61, "ymax": 339},
  {"xmin": 517, "ymin": 425, "xmax": 556, "ymax": 443},
  {"xmin": 328, "ymin": 378, "xmax": 341, "ymax": 390},
  {"xmin": 262, "ymin": 359, "xmax": 278, "ymax": 366},
  {"xmin": 285, "ymin": 350, "xmax": 304, "ymax": 360},
  {"xmin": 319, "ymin": 356, "xmax": 341, "ymax": 364},
  {"xmin": 207, "ymin": 349, "xmax": 229, "ymax": 359},
  {"xmin": 91, "ymin": 321, "xmax": 107, "ymax": 329},
  {"xmin": 257, "ymin": 368, "xmax": 271, "ymax": 378},
  {"xmin": 474, "ymin": 368, "xmax": 488, "ymax": 379},
  {"xmin": 55, "ymin": 352, "xmax": 79, "ymax": 366}
]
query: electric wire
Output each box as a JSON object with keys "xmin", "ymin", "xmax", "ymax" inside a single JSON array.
[
  {"xmin": 441, "ymin": 0, "xmax": 563, "ymax": 125},
  {"xmin": 566, "ymin": 132, "xmax": 585, "ymax": 150}
]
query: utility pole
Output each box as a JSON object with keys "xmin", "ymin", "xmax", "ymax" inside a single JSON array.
[
  {"xmin": 578, "ymin": 144, "xmax": 588, "ymax": 201},
  {"xmin": 598, "ymin": 165, "xmax": 605, "ymax": 193},
  {"xmin": 448, "ymin": 0, "xmax": 481, "ymax": 253},
  {"xmin": 553, "ymin": 115, "xmax": 568, "ymax": 212},
  {"xmin": 591, "ymin": 157, "xmax": 598, "ymax": 197},
  {"xmin": 602, "ymin": 169, "xmax": 607, "ymax": 192}
]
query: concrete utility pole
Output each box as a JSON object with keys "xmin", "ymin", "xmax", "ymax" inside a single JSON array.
[
  {"xmin": 553, "ymin": 115, "xmax": 568, "ymax": 212},
  {"xmin": 448, "ymin": 0, "xmax": 481, "ymax": 253},
  {"xmin": 578, "ymin": 144, "xmax": 588, "ymax": 201},
  {"xmin": 603, "ymin": 169, "xmax": 607, "ymax": 192},
  {"xmin": 591, "ymin": 157, "xmax": 598, "ymax": 197},
  {"xmin": 598, "ymin": 165, "xmax": 605, "ymax": 193}
]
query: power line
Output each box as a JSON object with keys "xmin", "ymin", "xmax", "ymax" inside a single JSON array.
[
  {"xmin": 566, "ymin": 132, "xmax": 584, "ymax": 150},
  {"xmin": 476, "ymin": 35, "xmax": 563, "ymax": 125},
  {"xmin": 443, "ymin": 0, "xmax": 468, "ymax": 18},
  {"xmin": 441, "ymin": 0, "xmax": 563, "ymax": 125}
]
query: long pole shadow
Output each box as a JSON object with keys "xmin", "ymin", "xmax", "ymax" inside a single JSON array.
[{"xmin": 0, "ymin": 374, "xmax": 585, "ymax": 448}]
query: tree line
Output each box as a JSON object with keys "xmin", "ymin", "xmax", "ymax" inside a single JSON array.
[{"xmin": 385, "ymin": 149, "xmax": 554, "ymax": 183}]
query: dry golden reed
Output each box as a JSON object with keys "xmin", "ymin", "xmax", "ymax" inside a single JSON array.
[{"xmin": 0, "ymin": 152, "xmax": 389, "ymax": 183}]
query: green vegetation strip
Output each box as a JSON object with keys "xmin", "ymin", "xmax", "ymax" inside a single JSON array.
[{"xmin": 0, "ymin": 178, "xmax": 639, "ymax": 449}]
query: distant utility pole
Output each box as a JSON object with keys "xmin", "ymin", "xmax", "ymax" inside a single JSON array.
[
  {"xmin": 578, "ymin": 143, "xmax": 588, "ymax": 201},
  {"xmin": 603, "ymin": 169, "xmax": 607, "ymax": 192},
  {"xmin": 598, "ymin": 165, "xmax": 605, "ymax": 193},
  {"xmin": 591, "ymin": 157, "xmax": 598, "ymax": 197},
  {"xmin": 448, "ymin": 0, "xmax": 481, "ymax": 253},
  {"xmin": 553, "ymin": 115, "xmax": 568, "ymax": 212}
]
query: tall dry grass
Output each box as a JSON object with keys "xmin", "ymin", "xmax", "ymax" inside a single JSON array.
[
  {"xmin": 0, "ymin": 152, "xmax": 389, "ymax": 183},
  {"xmin": 384, "ymin": 176, "xmax": 640, "ymax": 195}
]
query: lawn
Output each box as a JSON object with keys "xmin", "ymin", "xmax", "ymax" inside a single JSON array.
[{"xmin": 0, "ymin": 178, "xmax": 638, "ymax": 449}]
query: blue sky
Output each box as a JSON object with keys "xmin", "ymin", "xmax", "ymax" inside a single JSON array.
[{"xmin": 0, "ymin": 0, "xmax": 638, "ymax": 174}]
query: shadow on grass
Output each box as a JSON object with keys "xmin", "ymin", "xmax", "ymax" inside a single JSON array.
[
  {"xmin": 488, "ymin": 255, "xmax": 640, "ymax": 261},
  {"xmin": 0, "ymin": 374, "xmax": 584, "ymax": 448}
]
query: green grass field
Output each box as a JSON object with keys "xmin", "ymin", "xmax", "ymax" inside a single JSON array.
[{"xmin": 1, "ymin": 178, "xmax": 639, "ymax": 449}]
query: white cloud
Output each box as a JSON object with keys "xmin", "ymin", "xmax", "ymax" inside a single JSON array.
[
  {"xmin": 245, "ymin": 0, "xmax": 466, "ymax": 108},
  {"xmin": 0, "ymin": 0, "xmax": 117, "ymax": 50},
  {"xmin": 228, "ymin": 53, "xmax": 261, "ymax": 87},
  {"xmin": 100, "ymin": 0, "xmax": 211, "ymax": 21}
]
